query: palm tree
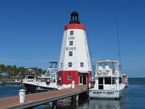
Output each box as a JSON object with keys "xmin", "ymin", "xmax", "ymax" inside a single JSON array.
[
  {"xmin": 11, "ymin": 65, "xmax": 18, "ymax": 78},
  {"xmin": 6, "ymin": 65, "xmax": 11, "ymax": 78},
  {"xmin": 0, "ymin": 64, "xmax": 5, "ymax": 73},
  {"xmin": 18, "ymin": 67, "xmax": 26, "ymax": 79}
]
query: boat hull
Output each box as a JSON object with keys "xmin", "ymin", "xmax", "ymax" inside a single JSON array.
[
  {"xmin": 89, "ymin": 89, "xmax": 123, "ymax": 99},
  {"xmin": 23, "ymin": 83, "xmax": 57, "ymax": 94}
]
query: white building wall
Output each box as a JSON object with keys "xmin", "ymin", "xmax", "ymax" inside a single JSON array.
[
  {"xmin": 58, "ymin": 31, "xmax": 67, "ymax": 71},
  {"xmin": 58, "ymin": 29, "xmax": 91, "ymax": 72}
]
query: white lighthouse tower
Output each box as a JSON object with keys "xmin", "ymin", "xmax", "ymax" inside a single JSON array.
[{"xmin": 58, "ymin": 11, "xmax": 92, "ymax": 85}]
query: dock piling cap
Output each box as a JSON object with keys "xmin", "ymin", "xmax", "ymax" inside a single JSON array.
[{"xmin": 19, "ymin": 89, "xmax": 26, "ymax": 92}]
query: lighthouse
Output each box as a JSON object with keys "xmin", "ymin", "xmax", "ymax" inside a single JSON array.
[{"xmin": 58, "ymin": 11, "xmax": 92, "ymax": 85}]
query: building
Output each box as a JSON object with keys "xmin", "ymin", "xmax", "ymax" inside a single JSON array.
[{"xmin": 57, "ymin": 11, "xmax": 92, "ymax": 85}]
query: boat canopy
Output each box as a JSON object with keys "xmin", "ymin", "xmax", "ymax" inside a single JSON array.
[{"xmin": 96, "ymin": 60, "xmax": 118, "ymax": 64}]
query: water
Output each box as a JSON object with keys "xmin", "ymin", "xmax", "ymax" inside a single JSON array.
[{"xmin": 0, "ymin": 78, "xmax": 145, "ymax": 109}]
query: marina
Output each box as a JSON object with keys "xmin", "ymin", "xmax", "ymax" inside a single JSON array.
[
  {"xmin": 0, "ymin": 78, "xmax": 145, "ymax": 109},
  {"xmin": 0, "ymin": 85, "xmax": 88, "ymax": 109},
  {"xmin": 0, "ymin": 11, "xmax": 129, "ymax": 108},
  {"xmin": 0, "ymin": 0, "xmax": 144, "ymax": 108}
]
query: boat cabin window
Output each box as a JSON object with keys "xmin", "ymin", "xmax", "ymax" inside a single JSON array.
[
  {"xmin": 98, "ymin": 77, "xmax": 103, "ymax": 84},
  {"xmin": 105, "ymin": 77, "xmax": 111, "ymax": 84},
  {"xmin": 45, "ymin": 74, "xmax": 50, "ymax": 77},
  {"xmin": 99, "ymin": 85, "xmax": 103, "ymax": 89},
  {"xmin": 122, "ymin": 75, "xmax": 127, "ymax": 78},
  {"xmin": 112, "ymin": 77, "xmax": 115, "ymax": 84},
  {"xmin": 119, "ymin": 77, "xmax": 122, "ymax": 83},
  {"xmin": 27, "ymin": 76, "xmax": 34, "ymax": 79},
  {"xmin": 40, "ymin": 79, "xmax": 45, "ymax": 82}
]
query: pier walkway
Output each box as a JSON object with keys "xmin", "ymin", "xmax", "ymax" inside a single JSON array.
[{"xmin": 0, "ymin": 85, "xmax": 88, "ymax": 109}]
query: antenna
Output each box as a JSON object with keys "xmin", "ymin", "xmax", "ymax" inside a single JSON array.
[{"xmin": 116, "ymin": 19, "xmax": 122, "ymax": 72}]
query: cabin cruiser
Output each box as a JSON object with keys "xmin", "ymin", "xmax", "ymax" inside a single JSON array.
[
  {"xmin": 89, "ymin": 60, "xmax": 126, "ymax": 99},
  {"xmin": 122, "ymin": 74, "xmax": 128, "ymax": 87},
  {"xmin": 22, "ymin": 62, "xmax": 62, "ymax": 93},
  {"xmin": 0, "ymin": 81, "xmax": 2, "ymax": 85}
]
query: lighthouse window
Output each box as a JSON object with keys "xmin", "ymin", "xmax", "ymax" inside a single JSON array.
[
  {"xmin": 68, "ymin": 73, "xmax": 72, "ymax": 80},
  {"xmin": 68, "ymin": 62, "xmax": 72, "ymax": 67},
  {"xmin": 69, "ymin": 51, "xmax": 73, "ymax": 56},
  {"xmin": 80, "ymin": 62, "xmax": 84, "ymax": 67},
  {"xmin": 70, "ymin": 31, "xmax": 73, "ymax": 35},
  {"xmin": 69, "ymin": 41, "xmax": 73, "ymax": 46}
]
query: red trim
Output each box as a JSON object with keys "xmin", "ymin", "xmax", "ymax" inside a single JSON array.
[
  {"xmin": 57, "ymin": 70, "xmax": 92, "ymax": 85},
  {"xmin": 64, "ymin": 24, "xmax": 85, "ymax": 31}
]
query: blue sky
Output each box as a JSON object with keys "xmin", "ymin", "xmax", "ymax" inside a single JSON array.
[{"xmin": 0, "ymin": 0, "xmax": 144, "ymax": 77}]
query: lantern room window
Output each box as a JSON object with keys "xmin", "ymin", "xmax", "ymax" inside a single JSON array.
[
  {"xmin": 70, "ymin": 31, "xmax": 73, "ymax": 35},
  {"xmin": 68, "ymin": 73, "xmax": 72, "ymax": 80},
  {"xmin": 68, "ymin": 62, "xmax": 72, "ymax": 67}
]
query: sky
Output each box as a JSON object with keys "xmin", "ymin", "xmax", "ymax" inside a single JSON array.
[{"xmin": 0, "ymin": 0, "xmax": 144, "ymax": 77}]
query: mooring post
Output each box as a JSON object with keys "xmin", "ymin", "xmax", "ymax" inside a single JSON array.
[
  {"xmin": 71, "ymin": 95, "xmax": 75, "ymax": 104},
  {"xmin": 87, "ymin": 82, "xmax": 89, "ymax": 98},
  {"xmin": 76, "ymin": 94, "xmax": 79, "ymax": 101},
  {"xmin": 76, "ymin": 94, "xmax": 79, "ymax": 105},
  {"xmin": 71, "ymin": 95, "xmax": 79, "ymax": 106},
  {"xmin": 52, "ymin": 100, "xmax": 57, "ymax": 109},
  {"xmin": 72, "ymin": 80, "xmax": 75, "ymax": 88},
  {"xmin": 19, "ymin": 89, "xmax": 26, "ymax": 103}
]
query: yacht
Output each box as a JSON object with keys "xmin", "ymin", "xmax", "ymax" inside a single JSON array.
[
  {"xmin": 122, "ymin": 74, "xmax": 128, "ymax": 87},
  {"xmin": 22, "ymin": 62, "xmax": 61, "ymax": 93},
  {"xmin": 0, "ymin": 81, "xmax": 2, "ymax": 85},
  {"xmin": 89, "ymin": 60, "xmax": 126, "ymax": 99}
]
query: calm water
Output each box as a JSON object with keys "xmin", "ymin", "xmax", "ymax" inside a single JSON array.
[{"xmin": 0, "ymin": 78, "xmax": 145, "ymax": 109}]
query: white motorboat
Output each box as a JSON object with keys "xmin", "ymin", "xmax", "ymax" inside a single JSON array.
[
  {"xmin": 0, "ymin": 81, "xmax": 2, "ymax": 85},
  {"xmin": 122, "ymin": 74, "xmax": 128, "ymax": 88},
  {"xmin": 89, "ymin": 60, "xmax": 126, "ymax": 99},
  {"xmin": 22, "ymin": 62, "xmax": 61, "ymax": 93}
]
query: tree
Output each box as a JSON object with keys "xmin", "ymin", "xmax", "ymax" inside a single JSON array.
[
  {"xmin": 11, "ymin": 65, "xmax": 18, "ymax": 78},
  {"xmin": 17, "ymin": 67, "xmax": 26, "ymax": 79},
  {"xmin": 0, "ymin": 64, "xmax": 5, "ymax": 73},
  {"xmin": 6, "ymin": 65, "xmax": 11, "ymax": 76}
]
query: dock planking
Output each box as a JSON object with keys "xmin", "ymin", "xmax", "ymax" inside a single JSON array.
[{"xmin": 0, "ymin": 85, "xmax": 87, "ymax": 109}]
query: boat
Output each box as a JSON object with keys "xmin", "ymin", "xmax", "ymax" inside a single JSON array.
[
  {"xmin": 89, "ymin": 60, "xmax": 126, "ymax": 99},
  {"xmin": 122, "ymin": 74, "xmax": 128, "ymax": 88},
  {"xmin": 0, "ymin": 81, "xmax": 2, "ymax": 85},
  {"xmin": 22, "ymin": 62, "xmax": 61, "ymax": 93}
]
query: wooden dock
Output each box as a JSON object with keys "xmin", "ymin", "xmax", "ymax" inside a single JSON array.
[{"xmin": 0, "ymin": 85, "xmax": 88, "ymax": 109}]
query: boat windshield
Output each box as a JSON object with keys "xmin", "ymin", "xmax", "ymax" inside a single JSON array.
[
  {"xmin": 40, "ymin": 79, "xmax": 46, "ymax": 82},
  {"xmin": 122, "ymin": 75, "xmax": 127, "ymax": 78},
  {"xmin": 27, "ymin": 76, "xmax": 34, "ymax": 79}
]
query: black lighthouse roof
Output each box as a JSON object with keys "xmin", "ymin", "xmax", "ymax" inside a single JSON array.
[{"xmin": 69, "ymin": 11, "xmax": 80, "ymax": 24}]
